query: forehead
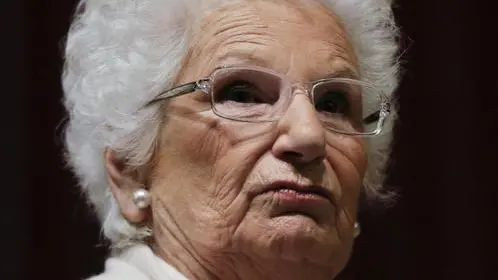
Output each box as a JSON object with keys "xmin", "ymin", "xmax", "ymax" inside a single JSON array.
[{"xmin": 179, "ymin": 0, "xmax": 357, "ymax": 82}]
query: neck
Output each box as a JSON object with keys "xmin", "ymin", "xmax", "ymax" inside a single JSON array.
[
  {"xmin": 152, "ymin": 238, "xmax": 218, "ymax": 280},
  {"xmin": 152, "ymin": 237, "xmax": 340, "ymax": 280}
]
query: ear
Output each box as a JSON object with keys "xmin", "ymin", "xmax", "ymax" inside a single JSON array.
[{"xmin": 104, "ymin": 148, "xmax": 149, "ymax": 224}]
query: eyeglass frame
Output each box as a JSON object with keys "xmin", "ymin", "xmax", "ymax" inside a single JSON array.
[{"xmin": 143, "ymin": 65, "xmax": 391, "ymax": 137}]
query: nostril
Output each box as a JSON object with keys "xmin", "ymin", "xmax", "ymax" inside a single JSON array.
[
  {"xmin": 282, "ymin": 151, "xmax": 303, "ymax": 159},
  {"xmin": 280, "ymin": 151, "xmax": 325, "ymax": 164}
]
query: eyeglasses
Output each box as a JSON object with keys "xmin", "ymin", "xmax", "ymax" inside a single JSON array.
[{"xmin": 145, "ymin": 65, "xmax": 391, "ymax": 136}]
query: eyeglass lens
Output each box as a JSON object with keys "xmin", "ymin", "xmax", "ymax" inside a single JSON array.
[{"xmin": 210, "ymin": 67, "xmax": 381, "ymax": 134}]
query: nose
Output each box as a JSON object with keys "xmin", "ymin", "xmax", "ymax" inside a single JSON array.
[{"xmin": 272, "ymin": 93, "xmax": 326, "ymax": 164}]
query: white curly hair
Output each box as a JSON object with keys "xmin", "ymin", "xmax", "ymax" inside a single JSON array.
[{"xmin": 62, "ymin": 0, "xmax": 400, "ymax": 249}]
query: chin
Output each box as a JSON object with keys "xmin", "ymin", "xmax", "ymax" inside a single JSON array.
[{"xmin": 260, "ymin": 214, "xmax": 346, "ymax": 264}]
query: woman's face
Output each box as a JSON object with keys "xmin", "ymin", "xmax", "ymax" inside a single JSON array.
[{"xmin": 149, "ymin": 0, "xmax": 366, "ymax": 277}]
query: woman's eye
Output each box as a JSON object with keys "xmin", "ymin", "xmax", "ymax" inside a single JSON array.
[
  {"xmin": 217, "ymin": 81, "xmax": 263, "ymax": 103},
  {"xmin": 315, "ymin": 91, "xmax": 350, "ymax": 116}
]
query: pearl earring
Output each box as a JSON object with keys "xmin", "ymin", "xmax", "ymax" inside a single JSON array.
[
  {"xmin": 354, "ymin": 222, "xmax": 361, "ymax": 238},
  {"xmin": 132, "ymin": 188, "xmax": 151, "ymax": 209}
]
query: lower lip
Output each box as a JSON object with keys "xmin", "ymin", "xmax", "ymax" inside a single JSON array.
[{"xmin": 270, "ymin": 189, "xmax": 330, "ymax": 204}]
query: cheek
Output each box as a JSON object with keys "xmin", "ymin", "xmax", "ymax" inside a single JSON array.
[
  {"xmin": 325, "ymin": 137, "xmax": 367, "ymax": 209},
  {"xmin": 147, "ymin": 116, "xmax": 236, "ymax": 244},
  {"xmin": 326, "ymin": 136, "xmax": 367, "ymax": 179},
  {"xmin": 147, "ymin": 114, "xmax": 226, "ymax": 211},
  {"xmin": 148, "ymin": 117, "xmax": 278, "ymax": 247},
  {"xmin": 158, "ymin": 114, "xmax": 225, "ymax": 172},
  {"xmin": 150, "ymin": 114, "xmax": 276, "ymax": 208}
]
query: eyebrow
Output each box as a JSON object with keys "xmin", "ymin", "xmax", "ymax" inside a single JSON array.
[
  {"xmin": 215, "ymin": 48, "xmax": 271, "ymax": 68},
  {"xmin": 318, "ymin": 69, "xmax": 359, "ymax": 80}
]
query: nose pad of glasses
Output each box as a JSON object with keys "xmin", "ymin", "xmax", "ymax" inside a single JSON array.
[
  {"xmin": 276, "ymin": 84, "xmax": 314, "ymax": 115},
  {"xmin": 289, "ymin": 83, "xmax": 313, "ymax": 98}
]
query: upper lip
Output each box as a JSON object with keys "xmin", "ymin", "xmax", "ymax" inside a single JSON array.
[{"xmin": 261, "ymin": 181, "xmax": 334, "ymax": 203}]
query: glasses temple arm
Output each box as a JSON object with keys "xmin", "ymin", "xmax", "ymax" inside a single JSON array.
[
  {"xmin": 363, "ymin": 96, "xmax": 391, "ymax": 124},
  {"xmin": 363, "ymin": 110, "xmax": 380, "ymax": 125},
  {"xmin": 143, "ymin": 82, "xmax": 199, "ymax": 108}
]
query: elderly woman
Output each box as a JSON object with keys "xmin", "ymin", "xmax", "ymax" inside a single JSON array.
[{"xmin": 62, "ymin": 0, "xmax": 399, "ymax": 279}]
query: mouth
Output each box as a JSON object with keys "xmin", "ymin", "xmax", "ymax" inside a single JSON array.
[{"xmin": 261, "ymin": 181, "xmax": 334, "ymax": 204}]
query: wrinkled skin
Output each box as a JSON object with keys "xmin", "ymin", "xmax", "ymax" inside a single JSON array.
[{"xmin": 107, "ymin": 1, "xmax": 367, "ymax": 280}]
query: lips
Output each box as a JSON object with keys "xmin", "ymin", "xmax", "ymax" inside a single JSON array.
[{"xmin": 261, "ymin": 181, "xmax": 334, "ymax": 204}]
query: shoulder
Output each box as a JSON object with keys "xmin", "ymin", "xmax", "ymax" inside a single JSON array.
[
  {"xmin": 85, "ymin": 258, "xmax": 150, "ymax": 280},
  {"xmin": 85, "ymin": 245, "xmax": 190, "ymax": 280}
]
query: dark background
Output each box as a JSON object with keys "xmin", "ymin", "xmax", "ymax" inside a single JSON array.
[{"xmin": 5, "ymin": 0, "xmax": 498, "ymax": 279}]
